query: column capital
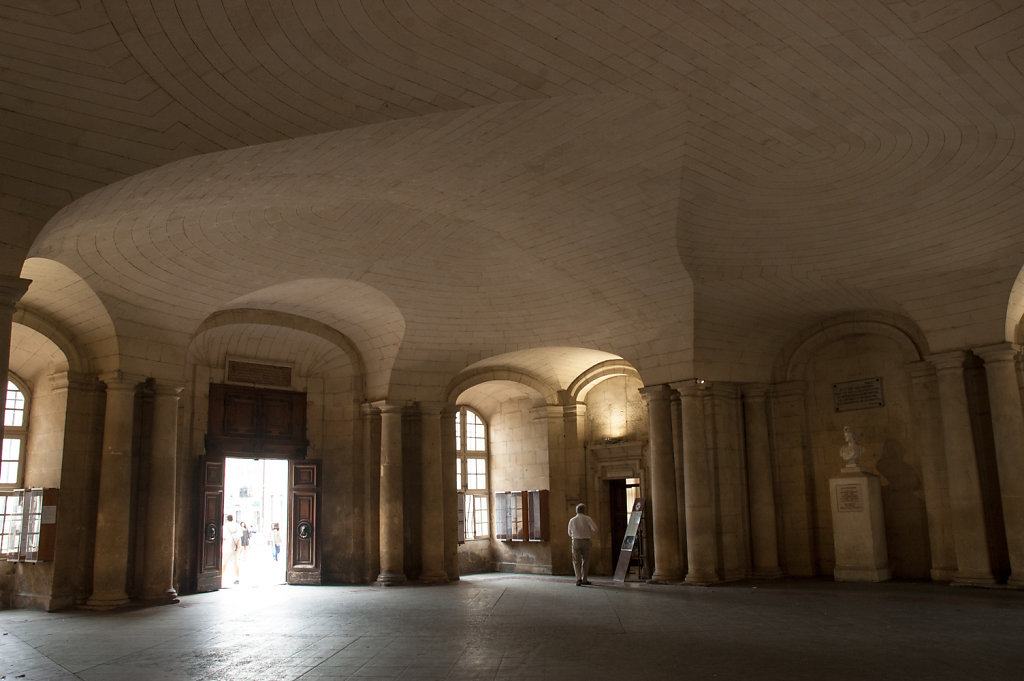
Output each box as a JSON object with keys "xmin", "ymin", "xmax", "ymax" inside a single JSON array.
[
  {"xmin": 741, "ymin": 383, "xmax": 770, "ymax": 400},
  {"xmin": 0, "ymin": 276, "xmax": 31, "ymax": 311},
  {"xmin": 907, "ymin": 360, "xmax": 937, "ymax": 384},
  {"xmin": 361, "ymin": 401, "xmax": 381, "ymax": 417},
  {"xmin": 640, "ymin": 383, "xmax": 677, "ymax": 403},
  {"xmin": 152, "ymin": 383, "xmax": 184, "ymax": 399},
  {"xmin": 973, "ymin": 342, "xmax": 1019, "ymax": 365},
  {"xmin": 927, "ymin": 350, "xmax": 968, "ymax": 373},
  {"xmin": 704, "ymin": 381, "xmax": 739, "ymax": 400},
  {"xmin": 372, "ymin": 400, "xmax": 406, "ymax": 415},
  {"xmin": 771, "ymin": 381, "xmax": 806, "ymax": 399},
  {"xmin": 48, "ymin": 370, "xmax": 104, "ymax": 393},
  {"xmin": 99, "ymin": 371, "xmax": 145, "ymax": 390},
  {"xmin": 669, "ymin": 380, "xmax": 706, "ymax": 398},
  {"xmin": 532, "ymin": 404, "xmax": 566, "ymax": 420},
  {"xmin": 417, "ymin": 401, "xmax": 447, "ymax": 416}
]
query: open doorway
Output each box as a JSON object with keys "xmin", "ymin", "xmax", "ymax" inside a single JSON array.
[
  {"xmin": 608, "ymin": 477, "xmax": 641, "ymax": 567},
  {"xmin": 221, "ymin": 458, "xmax": 289, "ymax": 588}
]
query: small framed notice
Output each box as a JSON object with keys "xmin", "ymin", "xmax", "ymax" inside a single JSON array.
[{"xmin": 832, "ymin": 377, "xmax": 884, "ymax": 412}]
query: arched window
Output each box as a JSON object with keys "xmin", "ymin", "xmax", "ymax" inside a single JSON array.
[
  {"xmin": 455, "ymin": 406, "xmax": 489, "ymax": 540},
  {"xmin": 2, "ymin": 378, "xmax": 28, "ymax": 487}
]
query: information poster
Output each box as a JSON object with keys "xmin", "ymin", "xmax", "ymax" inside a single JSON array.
[{"xmin": 613, "ymin": 498, "xmax": 645, "ymax": 582}]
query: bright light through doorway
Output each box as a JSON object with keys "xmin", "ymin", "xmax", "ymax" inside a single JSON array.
[{"xmin": 222, "ymin": 458, "xmax": 288, "ymax": 589}]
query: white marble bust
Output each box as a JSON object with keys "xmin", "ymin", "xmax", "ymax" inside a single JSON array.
[{"xmin": 840, "ymin": 426, "xmax": 864, "ymax": 470}]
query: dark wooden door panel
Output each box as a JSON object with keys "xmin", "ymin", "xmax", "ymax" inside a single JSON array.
[
  {"xmin": 196, "ymin": 458, "xmax": 224, "ymax": 592},
  {"xmin": 206, "ymin": 384, "xmax": 307, "ymax": 457},
  {"xmin": 287, "ymin": 460, "xmax": 321, "ymax": 585},
  {"xmin": 223, "ymin": 394, "xmax": 259, "ymax": 435},
  {"xmin": 262, "ymin": 395, "xmax": 296, "ymax": 438}
]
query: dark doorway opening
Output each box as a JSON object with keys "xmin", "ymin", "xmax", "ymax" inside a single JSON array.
[{"xmin": 608, "ymin": 477, "xmax": 640, "ymax": 567}]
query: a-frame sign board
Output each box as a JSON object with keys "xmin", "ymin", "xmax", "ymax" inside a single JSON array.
[{"xmin": 613, "ymin": 497, "xmax": 645, "ymax": 582}]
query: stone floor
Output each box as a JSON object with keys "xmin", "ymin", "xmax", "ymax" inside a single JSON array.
[{"xmin": 2, "ymin": 575, "xmax": 1023, "ymax": 680}]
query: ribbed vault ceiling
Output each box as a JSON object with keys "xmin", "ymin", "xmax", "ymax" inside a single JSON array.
[{"xmin": 3, "ymin": 1, "xmax": 1023, "ymax": 393}]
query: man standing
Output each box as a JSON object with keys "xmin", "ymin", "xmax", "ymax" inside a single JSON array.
[{"xmin": 568, "ymin": 503, "xmax": 598, "ymax": 586}]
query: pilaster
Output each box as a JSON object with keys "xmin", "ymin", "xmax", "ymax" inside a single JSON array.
[
  {"xmin": 142, "ymin": 383, "xmax": 182, "ymax": 603},
  {"xmin": 674, "ymin": 381, "xmax": 717, "ymax": 584},
  {"xmin": 742, "ymin": 383, "xmax": 782, "ymax": 579},
  {"xmin": 973, "ymin": 343, "xmax": 1024, "ymax": 587},
  {"xmin": 418, "ymin": 402, "xmax": 448, "ymax": 583},
  {"xmin": 441, "ymin": 405, "xmax": 460, "ymax": 581},
  {"xmin": 929, "ymin": 351, "xmax": 996, "ymax": 586},
  {"xmin": 769, "ymin": 381, "xmax": 816, "ymax": 576},
  {"xmin": 376, "ymin": 403, "xmax": 406, "ymax": 585},
  {"xmin": 907, "ymin": 361, "xmax": 957, "ymax": 581},
  {"xmin": 362, "ymin": 402, "xmax": 382, "ymax": 581},
  {"xmin": 86, "ymin": 373, "xmax": 143, "ymax": 609}
]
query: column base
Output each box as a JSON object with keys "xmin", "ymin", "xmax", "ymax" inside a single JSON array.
[
  {"xmin": 951, "ymin": 571, "xmax": 998, "ymax": 588},
  {"xmin": 142, "ymin": 588, "xmax": 180, "ymax": 604},
  {"xmin": 1007, "ymin": 574, "xmax": 1024, "ymax": 589},
  {"xmin": 834, "ymin": 565, "xmax": 891, "ymax": 582},
  {"xmin": 684, "ymin": 571, "xmax": 719, "ymax": 586},
  {"xmin": 929, "ymin": 567, "xmax": 956, "ymax": 583},
  {"xmin": 419, "ymin": 570, "xmax": 449, "ymax": 584},
  {"xmin": 377, "ymin": 570, "xmax": 407, "ymax": 586},
  {"xmin": 648, "ymin": 569, "xmax": 684, "ymax": 584},
  {"xmin": 83, "ymin": 593, "xmax": 131, "ymax": 610},
  {"xmin": 752, "ymin": 567, "xmax": 784, "ymax": 580}
]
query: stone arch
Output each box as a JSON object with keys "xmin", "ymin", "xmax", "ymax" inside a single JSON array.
[
  {"xmin": 444, "ymin": 366, "xmax": 559, "ymax": 407},
  {"xmin": 1008, "ymin": 263, "xmax": 1024, "ymax": 344},
  {"xmin": 12, "ymin": 307, "xmax": 88, "ymax": 374},
  {"xmin": 567, "ymin": 359, "xmax": 643, "ymax": 403},
  {"xmin": 192, "ymin": 308, "xmax": 366, "ymax": 394},
  {"xmin": 18, "ymin": 258, "xmax": 119, "ymax": 374},
  {"xmin": 774, "ymin": 311, "xmax": 928, "ymax": 383}
]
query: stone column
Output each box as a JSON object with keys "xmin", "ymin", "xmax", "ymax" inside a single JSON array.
[
  {"xmin": 142, "ymin": 383, "xmax": 182, "ymax": 603},
  {"xmin": 707, "ymin": 382, "xmax": 748, "ymax": 581},
  {"xmin": 0, "ymin": 276, "xmax": 30, "ymax": 418},
  {"xmin": 743, "ymin": 383, "xmax": 782, "ymax": 579},
  {"xmin": 377, "ymin": 403, "xmax": 406, "ymax": 585},
  {"xmin": 419, "ymin": 402, "xmax": 447, "ymax": 583},
  {"xmin": 974, "ymin": 343, "xmax": 1024, "ymax": 587},
  {"xmin": 538, "ymin": 404, "xmax": 571, "ymax": 575},
  {"xmin": 907, "ymin": 361, "xmax": 957, "ymax": 581},
  {"xmin": 640, "ymin": 384, "xmax": 683, "ymax": 583},
  {"xmin": 362, "ymin": 403, "xmax": 382, "ymax": 581},
  {"xmin": 86, "ymin": 373, "xmax": 140, "ymax": 608},
  {"xmin": 670, "ymin": 391, "xmax": 688, "ymax": 575},
  {"xmin": 49, "ymin": 371, "xmax": 105, "ymax": 607},
  {"xmin": 441, "ymin": 405, "xmax": 460, "ymax": 581},
  {"xmin": 929, "ymin": 351, "xmax": 995, "ymax": 586},
  {"xmin": 676, "ymin": 381, "xmax": 717, "ymax": 584},
  {"xmin": 770, "ymin": 381, "xmax": 816, "ymax": 576}
]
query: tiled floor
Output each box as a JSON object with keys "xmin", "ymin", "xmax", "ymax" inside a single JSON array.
[{"xmin": 2, "ymin": 575, "xmax": 1023, "ymax": 680}]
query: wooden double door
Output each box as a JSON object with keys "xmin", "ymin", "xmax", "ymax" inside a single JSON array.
[{"xmin": 196, "ymin": 383, "xmax": 320, "ymax": 592}]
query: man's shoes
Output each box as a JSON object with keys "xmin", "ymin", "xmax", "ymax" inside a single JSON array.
[
  {"xmin": 582, "ymin": 580, "xmax": 592, "ymax": 585},
  {"xmin": 576, "ymin": 579, "xmax": 582, "ymax": 586}
]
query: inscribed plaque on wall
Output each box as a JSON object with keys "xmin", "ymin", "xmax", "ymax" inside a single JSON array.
[
  {"xmin": 836, "ymin": 484, "xmax": 863, "ymax": 512},
  {"xmin": 832, "ymin": 377, "xmax": 884, "ymax": 412}
]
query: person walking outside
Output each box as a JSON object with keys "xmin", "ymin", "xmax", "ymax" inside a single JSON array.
[
  {"xmin": 271, "ymin": 523, "xmax": 282, "ymax": 562},
  {"xmin": 568, "ymin": 503, "xmax": 598, "ymax": 586},
  {"xmin": 222, "ymin": 514, "xmax": 241, "ymax": 585}
]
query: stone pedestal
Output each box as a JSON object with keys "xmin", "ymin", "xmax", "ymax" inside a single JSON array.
[{"xmin": 830, "ymin": 471, "xmax": 891, "ymax": 582}]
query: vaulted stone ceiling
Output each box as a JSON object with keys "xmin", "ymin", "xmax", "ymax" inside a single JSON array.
[{"xmin": 3, "ymin": 1, "xmax": 1023, "ymax": 395}]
